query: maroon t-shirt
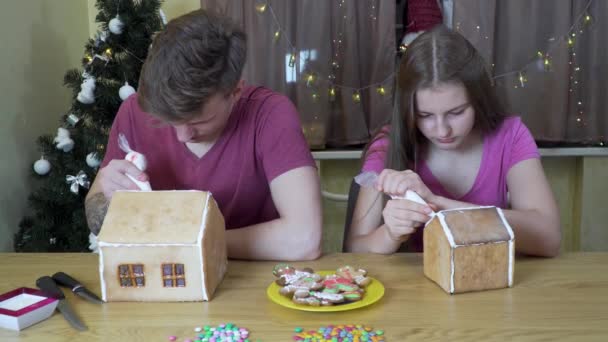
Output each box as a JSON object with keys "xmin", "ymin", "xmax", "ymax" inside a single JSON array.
[{"xmin": 101, "ymin": 86, "xmax": 316, "ymax": 229}]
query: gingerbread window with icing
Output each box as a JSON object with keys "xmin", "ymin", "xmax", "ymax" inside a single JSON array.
[
  {"xmin": 162, "ymin": 263, "xmax": 186, "ymax": 287},
  {"xmin": 118, "ymin": 264, "xmax": 145, "ymax": 287}
]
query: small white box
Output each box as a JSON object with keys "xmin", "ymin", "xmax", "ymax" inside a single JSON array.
[{"xmin": 0, "ymin": 287, "xmax": 58, "ymax": 331}]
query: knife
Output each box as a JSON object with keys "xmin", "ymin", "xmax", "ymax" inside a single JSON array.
[
  {"xmin": 52, "ymin": 272, "xmax": 104, "ymax": 304},
  {"xmin": 36, "ymin": 276, "xmax": 88, "ymax": 331}
]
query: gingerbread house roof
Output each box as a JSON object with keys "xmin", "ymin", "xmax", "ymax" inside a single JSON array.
[
  {"xmin": 98, "ymin": 190, "xmax": 212, "ymax": 245},
  {"xmin": 432, "ymin": 206, "xmax": 514, "ymax": 246}
]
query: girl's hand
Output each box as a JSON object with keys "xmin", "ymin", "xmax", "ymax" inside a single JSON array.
[
  {"xmin": 382, "ymin": 198, "xmax": 433, "ymax": 242},
  {"xmin": 376, "ymin": 169, "xmax": 437, "ymax": 203}
]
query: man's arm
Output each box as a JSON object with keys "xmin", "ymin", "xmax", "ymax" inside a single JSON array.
[
  {"xmin": 84, "ymin": 159, "xmax": 146, "ymax": 235},
  {"xmin": 226, "ymin": 166, "xmax": 323, "ymax": 261}
]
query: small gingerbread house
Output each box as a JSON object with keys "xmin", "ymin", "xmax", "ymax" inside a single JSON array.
[
  {"xmin": 97, "ymin": 190, "xmax": 227, "ymax": 302},
  {"xmin": 423, "ymin": 206, "xmax": 514, "ymax": 294}
]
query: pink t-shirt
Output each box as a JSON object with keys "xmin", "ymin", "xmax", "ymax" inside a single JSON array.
[
  {"xmin": 101, "ymin": 86, "xmax": 316, "ymax": 229},
  {"xmin": 362, "ymin": 116, "xmax": 540, "ymax": 251}
]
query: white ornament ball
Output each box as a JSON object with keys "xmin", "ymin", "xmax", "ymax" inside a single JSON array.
[
  {"xmin": 33, "ymin": 158, "xmax": 51, "ymax": 175},
  {"xmin": 109, "ymin": 16, "xmax": 124, "ymax": 35},
  {"xmin": 86, "ymin": 152, "xmax": 102, "ymax": 168},
  {"xmin": 119, "ymin": 82, "xmax": 136, "ymax": 100}
]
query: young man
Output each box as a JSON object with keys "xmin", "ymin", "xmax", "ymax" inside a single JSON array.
[{"xmin": 85, "ymin": 9, "xmax": 322, "ymax": 261}]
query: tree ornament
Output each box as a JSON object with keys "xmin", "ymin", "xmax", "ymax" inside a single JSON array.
[
  {"xmin": 33, "ymin": 157, "xmax": 51, "ymax": 175},
  {"xmin": 109, "ymin": 15, "xmax": 124, "ymax": 35},
  {"xmin": 66, "ymin": 113, "xmax": 80, "ymax": 126},
  {"xmin": 77, "ymin": 76, "xmax": 96, "ymax": 104},
  {"xmin": 159, "ymin": 9, "xmax": 168, "ymax": 26},
  {"xmin": 66, "ymin": 171, "xmax": 90, "ymax": 194},
  {"xmin": 119, "ymin": 82, "xmax": 136, "ymax": 100},
  {"xmin": 54, "ymin": 127, "xmax": 75, "ymax": 152},
  {"xmin": 86, "ymin": 152, "xmax": 102, "ymax": 168}
]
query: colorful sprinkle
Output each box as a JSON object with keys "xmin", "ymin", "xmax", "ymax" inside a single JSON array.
[
  {"xmin": 292, "ymin": 324, "xmax": 386, "ymax": 341},
  {"xmin": 171, "ymin": 323, "xmax": 256, "ymax": 342}
]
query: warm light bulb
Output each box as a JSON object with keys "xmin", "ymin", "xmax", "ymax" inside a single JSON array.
[
  {"xmin": 255, "ymin": 3, "xmax": 267, "ymax": 13},
  {"xmin": 568, "ymin": 37, "xmax": 574, "ymax": 46},
  {"xmin": 273, "ymin": 30, "xmax": 281, "ymax": 41},
  {"xmin": 399, "ymin": 44, "xmax": 407, "ymax": 53},
  {"xmin": 306, "ymin": 74, "xmax": 315, "ymax": 87},
  {"xmin": 376, "ymin": 86, "xmax": 386, "ymax": 96},
  {"xmin": 352, "ymin": 91, "xmax": 361, "ymax": 103},
  {"xmin": 105, "ymin": 48, "xmax": 112, "ymax": 55},
  {"xmin": 329, "ymin": 87, "xmax": 336, "ymax": 97},
  {"xmin": 518, "ymin": 72, "xmax": 527, "ymax": 88},
  {"xmin": 288, "ymin": 54, "xmax": 296, "ymax": 67}
]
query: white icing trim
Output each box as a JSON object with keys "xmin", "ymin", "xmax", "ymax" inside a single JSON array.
[
  {"xmin": 437, "ymin": 212, "xmax": 456, "ymax": 294},
  {"xmin": 496, "ymin": 207, "xmax": 515, "ymax": 287},
  {"xmin": 436, "ymin": 212, "xmax": 456, "ymax": 247},
  {"xmin": 450, "ymin": 247, "xmax": 455, "ymax": 294},
  {"xmin": 99, "ymin": 248, "xmax": 107, "ymax": 301},
  {"xmin": 199, "ymin": 193, "xmax": 210, "ymax": 301},
  {"xmin": 495, "ymin": 208, "xmax": 515, "ymax": 240}
]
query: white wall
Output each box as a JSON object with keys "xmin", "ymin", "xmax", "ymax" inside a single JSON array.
[{"xmin": 0, "ymin": 1, "xmax": 90, "ymax": 252}]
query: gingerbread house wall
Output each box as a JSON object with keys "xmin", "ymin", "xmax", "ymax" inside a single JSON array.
[
  {"xmin": 423, "ymin": 218, "xmax": 453, "ymax": 293},
  {"xmin": 100, "ymin": 245, "xmax": 203, "ymax": 302},
  {"xmin": 453, "ymin": 242, "xmax": 510, "ymax": 293},
  {"xmin": 200, "ymin": 196, "xmax": 227, "ymax": 300}
]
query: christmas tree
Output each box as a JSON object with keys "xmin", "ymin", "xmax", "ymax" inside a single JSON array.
[{"xmin": 14, "ymin": 0, "xmax": 165, "ymax": 252}]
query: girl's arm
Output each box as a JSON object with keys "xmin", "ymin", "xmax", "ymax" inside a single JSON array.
[
  {"xmin": 344, "ymin": 186, "xmax": 404, "ymax": 254},
  {"xmin": 434, "ymin": 158, "xmax": 561, "ymax": 257}
]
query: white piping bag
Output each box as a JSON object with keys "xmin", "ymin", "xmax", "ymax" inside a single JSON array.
[{"xmin": 118, "ymin": 133, "xmax": 152, "ymax": 191}]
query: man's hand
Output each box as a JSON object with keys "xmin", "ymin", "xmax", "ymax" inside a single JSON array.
[{"xmin": 95, "ymin": 159, "xmax": 148, "ymax": 200}]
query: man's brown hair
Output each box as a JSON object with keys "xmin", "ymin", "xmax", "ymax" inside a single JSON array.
[{"xmin": 138, "ymin": 9, "xmax": 246, "ymax": 122}]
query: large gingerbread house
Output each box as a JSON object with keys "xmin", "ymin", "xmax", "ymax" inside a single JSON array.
[
  {"xmin": 97, "ymin": 190, "xmax": 227, "ymax": 302},
  {"xmin": 423, "ymin": 206, "xmax": 514, "ymax": 294}
]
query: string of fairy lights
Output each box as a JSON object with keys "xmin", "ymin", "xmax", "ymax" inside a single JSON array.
[
  {"xmin": 254, "ymin": 0, "xmax": 598, "ymax": 123},
  {"xmin": 454, "ymin": 0, "xmax": 596, "ymax": 130}
]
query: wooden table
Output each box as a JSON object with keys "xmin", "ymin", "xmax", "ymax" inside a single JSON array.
[{"xmin": 1, "ymin": 253, "xmax": 607, "ymax": 341}]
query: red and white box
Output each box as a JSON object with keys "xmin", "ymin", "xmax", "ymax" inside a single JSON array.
[{"xmin": 0, "ymin": 287, "xmax": 58, "ymax": 331}]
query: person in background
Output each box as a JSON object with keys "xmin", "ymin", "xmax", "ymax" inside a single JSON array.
[{"xmin": 345, "ymin": 26, "xmax": 560, "ymax": 257}]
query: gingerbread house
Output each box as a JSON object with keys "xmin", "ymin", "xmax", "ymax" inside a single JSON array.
[
  {"xmin": 423, "ymin": 206, "xmax": 514, "ymax": 294},
  {"xmin": 97, "ymin": 190, "xmax": 227, "ymax": 302}
]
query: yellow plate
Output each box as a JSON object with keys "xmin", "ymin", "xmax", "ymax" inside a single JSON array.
[{"xmin": 266, "ymin": 270, "xmax": 385, "ymax": 312}]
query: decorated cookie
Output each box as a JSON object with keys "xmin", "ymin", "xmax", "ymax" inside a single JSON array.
[
  {"xmin": 293, "ymin": 296, "xmax": 321, "ymax": 306},
  {"xmin": 336, "ymin": 265, "xmax": 372, "ymax": 287},
  {"xmin": 273, "ymin": 263, "xmax": 323, "ymax": 298},
  {"xmin": 309, "ymin": 291, "xmax": 345, "ymax": 305},
  {"xmin": 272, "ymin": 264, "xmax": 373, "ymax": 307}
]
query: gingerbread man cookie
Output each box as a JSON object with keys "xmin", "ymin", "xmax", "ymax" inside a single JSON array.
[
  {"xmin": 336, "ymin": 265, "xmax": 371, "ymax": 287},
  {"xmin": 272, "ymin": 264, "xmax": 323, "ymax": 298}
]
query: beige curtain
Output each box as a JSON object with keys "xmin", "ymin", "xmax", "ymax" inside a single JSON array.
[
  {"xmin": 201, "ymin": 0, "xmax": 396, "ymax": 148},
  {"xmin": 454, "ymin": 0, "xmax": 607, "ymax": 145}
]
